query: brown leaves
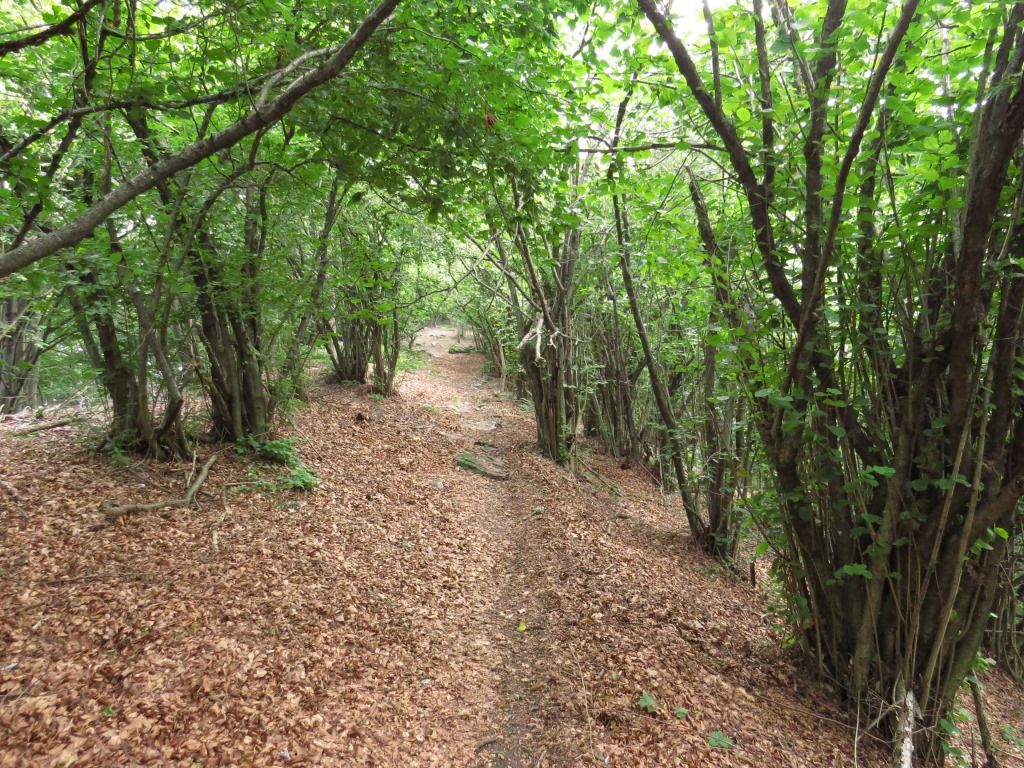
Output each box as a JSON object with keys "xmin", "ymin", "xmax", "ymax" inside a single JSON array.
[{"xmin": 1, "ymin": 328, "xmax": 1021, "ymax": 766}]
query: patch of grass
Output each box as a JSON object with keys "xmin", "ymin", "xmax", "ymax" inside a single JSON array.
[{"xmin": 398, "ymin": 349, "xmax": 434, "ymax": 372}]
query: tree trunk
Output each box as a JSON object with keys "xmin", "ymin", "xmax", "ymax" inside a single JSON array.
[{"xmin": 0, "ymin": 297, "xmax": 43, "ymax": 414}]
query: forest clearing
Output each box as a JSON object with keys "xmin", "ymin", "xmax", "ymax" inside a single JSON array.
[{"xmin": 5, "ymin": 0, "xmax": 1024, "ymax": 765}]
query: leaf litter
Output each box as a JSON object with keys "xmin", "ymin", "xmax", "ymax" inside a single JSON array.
[{"xmin": 1, "ymin": 326, "xmax": 1022, "ymax": 767}]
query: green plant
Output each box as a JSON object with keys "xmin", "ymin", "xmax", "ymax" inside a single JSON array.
[
  {"xmin": 999, "ymin": 723, "xmax": 1024, "ymax": 750},
  {"xmin": 240, "ymin": 459, "xmax": 317, "ymax": 493},
  {"xmin": 262, "ymin": 438, "xmax": 301, "ymax": 466},
  {"xmin": 708, "ymin": 731, "xmax": 734, "ymax": 749},
  {"xmin": 937, "ymin": 704, "xmax": 975, "ymax": 768},
  {"xmin": 275, "ymin": 466, "xmax": 318, "ymax": 491},
  {"xmin": 941, "ymin": 742, "xmax": 969, "ymax": 768},
  {"xmin": 109, "ymin": 444, "xmax": 133, "ymax": 468},
  {"xmin": 637, "ymin": 692, "xmax": 657, "ymax": 714},
  {"xmin": 673, "ymin": 707, "xmax": 689, "ymax": 719},
  {"xmin": 397, "ymin": 349, "xmax": 432, "ymax": 372}
]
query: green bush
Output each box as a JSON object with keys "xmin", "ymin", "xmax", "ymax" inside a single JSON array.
[
  {"xmin": 237, "ymin": 436, "xmax": 300, "ymax": 466},
  {"xmin": 277, "ymin": 466, "xmax": 318, "ymax": 491}
]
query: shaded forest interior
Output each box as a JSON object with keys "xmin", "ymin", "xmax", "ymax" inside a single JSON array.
[{"xmin": 4, "ymin": 0, "xmax": 1024, "ymax": 765}]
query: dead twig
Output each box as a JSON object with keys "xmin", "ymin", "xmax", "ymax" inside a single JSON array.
[
  {"xmin": 11, "ymin": 418, "xmax": 79, "ymax": 436},
  {"xmin": 971, "ymin": 677, "xmax": 1002, "ymax": 768},
  {"xmin": 474, "ymin": 735, "xmax": 502, "ymax": 753},
  {"xmin": 34, "ymin": 574, "xmax": 104, "ymax": 586},
  {"xmin": 102, "ymin": 454, "xmax": 218, "ymax": 521},
  {"xmin": 210, "ymin": 482, "xmax": 238, "ymax": 555}
]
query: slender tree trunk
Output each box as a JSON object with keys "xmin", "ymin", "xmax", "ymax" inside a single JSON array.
[{"xmin": 0, "ymin": 297, "xmax": 43, "ymax": 414}]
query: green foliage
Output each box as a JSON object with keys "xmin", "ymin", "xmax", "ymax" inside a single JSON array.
[
  {"xmin": 237, "ymin": 437, "xmax": 301, "ymax": 466},
  {"xmin": 276, "ymin": 466, "xmax": 319, "ymax": 492},
  {"xmin": 707, "ymin": 731, "xmax": 734, "ymax": 749},
  {"xmin": 637, "ymin": 692, "xmax": 658, "ymax": 713},
  {"xmin": 397, "ymin": 349, "xmax": 433, "ymax": 372},
  {"xmin": 3, "ymin": 0, "xmax": 1023, "ymax": 760},
  {"xmin": 236, "ymin": 436, "xmax": 316, "ymax": 491},
  {"xmin": 108, "ymin": 445, "xmax": 134, "ymax": 469},
  {"xmin": 833, "ymin": 563, "xmax": 872, "ymax": 583},
  {"xmin": 242, "ymin": 463, "xmax": 318, "ymax": 494},
  {"xmin": 999, "ymin": 723, "xmax": 1024, "ymax": 750}
]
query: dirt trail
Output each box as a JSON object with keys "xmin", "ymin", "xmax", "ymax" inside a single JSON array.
[
  {"xmin": 2, "ymin": 327, "xmax": 1023, "ymax": 767},
  {"xmin": 400, "ymin": 327, "xmax": 556, "ymax": 766}
]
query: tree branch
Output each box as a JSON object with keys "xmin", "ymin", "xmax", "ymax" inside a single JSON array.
[
  {"xmin": 0, "ymin": 0, "xmax": 105, "ymax": 56},
  {"xmin": 102, "ymin": 454, "xmax": 218, "ymax": 520},
  {"xmin": 0, "ymin": 0, "xmax": 403, "ymax": 278},
  {"xmin": 577, "ymin": 139, "xmax": 724, "ymax": 154},
  {"xmin": 636, "ymin": 0, "xmax": 801, "ymax": 326}
]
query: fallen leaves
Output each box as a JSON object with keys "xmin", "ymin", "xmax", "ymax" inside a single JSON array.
[{"xmin": 0, "ymin": 327, "xmax": 1022, "ymax": 767}]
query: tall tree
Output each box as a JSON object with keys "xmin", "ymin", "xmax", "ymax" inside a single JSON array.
[{"xmin": 636, "ymin": 0, "xmax": 1024, "ymax": 760}]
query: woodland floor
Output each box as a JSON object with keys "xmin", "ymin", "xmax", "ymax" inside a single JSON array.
[{"xmin": 2, "ymin": 326, "xmax": 1024, "ymax": 767}]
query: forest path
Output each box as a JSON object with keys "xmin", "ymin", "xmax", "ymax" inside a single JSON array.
[
  {"xmin": 398, "ymin": 326, "xmax": 561, "ymax": 767},
  {"xmin": 3, "ymin": 328, "xmax": 1023, "ymax": 766}
]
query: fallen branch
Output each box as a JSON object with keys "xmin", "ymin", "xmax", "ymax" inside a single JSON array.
[
  {"xmin": 103, "ymin": 454, "xmax": 218, "ymax": 521},
  {"xmin": 474, "ymin": 736, "xmax": 501, "ymax": 753},
  {"xmin": 11, "ymin": 418, "xmax": 79, "ymax": 435},
  {"xmin": 971, "ymin": 677, "xmax": 1002, "ymax": 768},
  {"xmin": 577, "ymin": 459, "xmax": 626, "ymax": 498}
]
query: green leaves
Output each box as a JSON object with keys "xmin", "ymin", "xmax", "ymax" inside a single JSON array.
[
  {"xmin": 834, "ymin": 563, "xmax": 872, "ymax": 582},
  {"xmin": 637, "ymin": 692, "xmax": 657, "ymax": 713},
  {"xmin": 708, "ymin": 731, "xmax": 734, "ymax": 748}
]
